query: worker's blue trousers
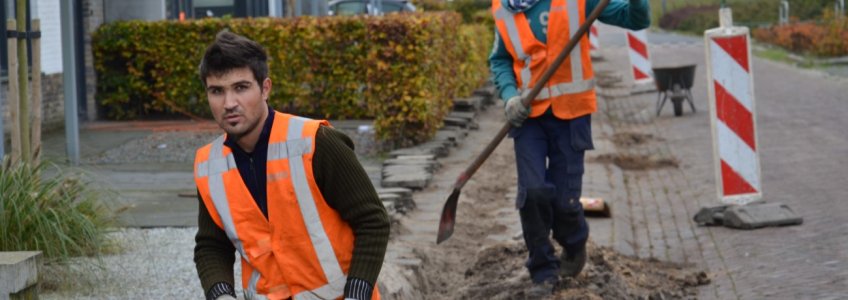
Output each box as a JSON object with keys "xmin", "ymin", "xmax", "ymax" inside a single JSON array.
[{"xmin": 510, "ymin": 113, "xmax": 593, "ymax": 284}]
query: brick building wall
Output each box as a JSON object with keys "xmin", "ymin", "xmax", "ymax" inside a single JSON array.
[{"xmin": 1, "ymin": 74, "xmax": 66, "ymax": 142}]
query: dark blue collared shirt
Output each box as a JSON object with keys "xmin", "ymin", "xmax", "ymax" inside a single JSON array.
[{"xmin": 223, "ymin": 106, "xmax": 275, "ymax": 218}]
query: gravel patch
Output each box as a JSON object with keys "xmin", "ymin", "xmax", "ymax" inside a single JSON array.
[
  {"xmin": 40, "ymin": 228, "xmax": 243, "ymax": 300},
  {"xmin": 87, "ymin": 132, "xmax": 220, "ymax": 165}
]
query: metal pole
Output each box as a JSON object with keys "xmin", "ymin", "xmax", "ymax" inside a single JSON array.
[{"xmin": 61, "ymin": 0, "xmax": 79, "ymax": 165}]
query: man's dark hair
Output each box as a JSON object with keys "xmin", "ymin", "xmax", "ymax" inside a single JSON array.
[{"xmin": 198, "ymin": 31, "xmax": 269, "ymax": 88}]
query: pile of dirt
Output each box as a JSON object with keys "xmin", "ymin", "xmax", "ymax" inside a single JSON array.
[
  {"xmin": 459, "ymin": 241, "xmax": 710, "ymax": 300},
  {"xmin": 594, "ymin": 153, "xmax": 679, "ymax": 170},
  {"xmin": 611, "ymin": 132, "xmax": 663, "ymax": 148}
]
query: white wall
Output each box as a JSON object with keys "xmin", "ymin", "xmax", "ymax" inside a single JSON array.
[{"xmin": 36, "ymin": 0, "xmax": 63, "ymax": 75}]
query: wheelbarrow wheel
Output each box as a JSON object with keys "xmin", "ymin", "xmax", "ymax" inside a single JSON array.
[{"xmin": 673, "ymin": 98, "xmax": 684, "ymax": 117}]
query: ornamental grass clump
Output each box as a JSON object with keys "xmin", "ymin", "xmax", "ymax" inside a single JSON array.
[{"xmin": 0, "ymin": 158, "xmax": 114, "ymax": 262}]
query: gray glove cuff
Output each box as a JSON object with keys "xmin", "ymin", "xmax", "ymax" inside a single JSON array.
[
  {"xmin": 206, "ymin": 282, "xmax": 236, "ymax": 300},
  {"xmin": 344, "ymin": 277, "xmax": 373, "ymax": 300}
]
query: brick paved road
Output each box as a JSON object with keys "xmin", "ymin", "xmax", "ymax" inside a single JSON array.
[{"xmin": 585, "ymin": 23, "xmax": 848, "ymax": 299}]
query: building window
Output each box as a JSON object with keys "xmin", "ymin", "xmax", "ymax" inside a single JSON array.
[{"xmin": 168, "ymin": 0, "xmax": 268, "ymax": 19}]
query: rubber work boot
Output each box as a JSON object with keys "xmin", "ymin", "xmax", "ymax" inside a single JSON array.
[
  {"xmin": 560, "ymin": 243, "xmax": 587, "ymax": 278},
  {"xmin": 526, "ymin": 277, "xmax": 558, "ymax": 298}
]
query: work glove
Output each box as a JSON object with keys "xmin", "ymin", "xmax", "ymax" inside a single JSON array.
[
  {"xmin": 215, "ymin": 296, "xmax": 236, "ymax": 300},
  {"xmin": 504, "ymin": 96, "xmax": 530, "ymax": 127}
]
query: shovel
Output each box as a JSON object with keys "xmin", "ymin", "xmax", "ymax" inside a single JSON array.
[{"xmin": 436, "ymin": 0, "xmax": 612, "ymax": 244}]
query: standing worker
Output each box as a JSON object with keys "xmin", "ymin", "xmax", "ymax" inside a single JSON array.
[
  {"xmin": 490, "ymin": 0, "xmax": 650, "ymax": 295},
  {"xmin": 193, "ymin": 31, "xmax": 390, "ymax": 300}
]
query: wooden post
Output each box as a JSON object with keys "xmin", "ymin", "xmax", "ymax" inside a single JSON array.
[
  {"xmin": 16, "ymin": 0, "xmax": 31, "ymax": 163},
  {"xmin": 6, "ymin": 20, "xmax": 21, "ymax": 163},
  {"xmin": 31, "ymin": 19, "xmax": 41, "ymax": 164}
]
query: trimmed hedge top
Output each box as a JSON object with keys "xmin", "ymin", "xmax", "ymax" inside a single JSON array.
[{"xmin": 93, "ymin": 13, "xmax": 492, "ymax": 145}]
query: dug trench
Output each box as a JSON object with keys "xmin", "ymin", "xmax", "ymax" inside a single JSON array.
[{"xmin": 380, "ymin": 99, "xmax": 709, "ymax": 299}]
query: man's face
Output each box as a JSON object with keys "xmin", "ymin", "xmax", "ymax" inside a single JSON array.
[{"xmin": 205, "ymin": 67, "xmax": 271, "ymax": 141}]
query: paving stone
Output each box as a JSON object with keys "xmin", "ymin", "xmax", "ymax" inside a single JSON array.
[
  {"xmin": 417, "ymin": 141, "xmax": 450, "ymax": 157},
  {"xmin": 379, "ymin": 193, "xmax": 401, "ymax": 202},
  {"xmin": 443, "ymin": 116, "xmax": 474, "ymax": 129},
  {"xmin": 448, "ymin": 111, "xmax": 476, "ymax": 121},
  {"xmin": 382, "ymin": 201, "xmax": 396, "ymax": 215},
  {"xmin": 389, "ymin": 146, "xmax": 442, "ymax": 158},
  {"xmin": 453, "ymin": 96, "xmax": 484, "ymax": 112},
  {"xmin": 375, "ymin": 187, "xmax": 414, "ymax": 199},
  {"xmin": 383, "ymin": 157, "xmax": 438, "ymax": 165},
  {"xmin": 383, "ymin": 159, "xmax": 439, "ymax": 172},
  {"xmin": 381, "ymin": 172, "xmax": 431, "ymax": 189},
  {"xmin": 472, "ymin": 85, "xmax": 497, "ymax": 104},
  {"xmin": 382, "ymin": 165, "xmax": 431, "ymax": 177},
  {"xmin": 433, "ymin": 130, "xmax": 461, "ymax": 147},
  {"xmin": 378, "ymin": 192, "xmax": 415, "ymax": 214},
  {"xmin": 394, "ymin": 154, "xmax": 436, "ymax": 161}
]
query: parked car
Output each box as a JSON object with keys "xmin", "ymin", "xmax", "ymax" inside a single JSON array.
[{"xmin": 328, "ymin": 0, "xmax": 416, "ymax": 16}]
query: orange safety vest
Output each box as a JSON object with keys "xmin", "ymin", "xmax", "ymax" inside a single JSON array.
[
  {"xmin": 492, "ymin": 0, "xmax": 597, "ymax": 120},
  {"xmin": 194, "ymin": 111, "xmax": 381, "ymax": 300}
]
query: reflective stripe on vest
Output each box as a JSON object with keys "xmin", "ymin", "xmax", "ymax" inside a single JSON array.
[
  {"xmin": 494, "ymin": 7, "xmax": 532, "ymax": 91},
  {"xmin": 196, "ymin": 116, "xmax": 347, "ymax": 300},
  {"xmin": 493, "ymin": 0, "xmax": 593, "ymax": 99},
  {"xmin": 520, "ymin": 79, "xmax": 596, "ymax": 100},
  {"xmin": 286, "ymin": 117, "xmax": 346, "ymax": 300}
]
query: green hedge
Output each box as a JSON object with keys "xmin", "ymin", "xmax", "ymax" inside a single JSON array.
[
  {"xmin": 658, "ymin": 0, "xmax": 837, "ymax": 34},
  {"xmin": 93, "ymin": 13, "xmax": 492, "ymax": 146}
]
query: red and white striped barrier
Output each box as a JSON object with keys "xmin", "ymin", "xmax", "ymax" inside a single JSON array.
[
  {"xmin": 705, "ymin": 8, "xmax": 762, "ymax": 205},
  {"xmin": 590, "ymin": 24, "xmax": 600, "ymax": 51},
  {"xmin": 589, "ymin": 24, "xmax": 602, "ymax": 59},
  {"xmin": 626, "ymin": 29, "xmax": 653, "ymax": 84}
]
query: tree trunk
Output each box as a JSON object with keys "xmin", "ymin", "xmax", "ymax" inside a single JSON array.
[
  {"xmin": 31, "ymin": 19, "xmax": 42, "ymax": 165},
  {"xmin": 17, "ymin": 0, "xmax": 31, "ymax": 163},
  {"xmin": 6, "ymin": 20, "xmax": 21, "ymax": 163}
]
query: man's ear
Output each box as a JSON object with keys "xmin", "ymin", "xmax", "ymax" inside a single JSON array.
[{"xmin": 262, "ymin": 78, "xmax": 272, "ymax": 101}]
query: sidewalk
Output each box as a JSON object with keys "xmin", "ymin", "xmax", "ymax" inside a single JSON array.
[{"xmin": 586, "ymin": 24, "xmax": 848, "ymax": 299}]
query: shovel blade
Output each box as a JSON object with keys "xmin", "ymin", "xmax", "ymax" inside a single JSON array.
[{"xmin": 436, "ymin": 189, "xmax": 461, "ymax": 244}]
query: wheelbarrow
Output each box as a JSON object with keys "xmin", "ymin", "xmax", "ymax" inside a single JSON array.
[{"xmin": 652, "ymin": 64, "xmax": 697, "ymax": 117}]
